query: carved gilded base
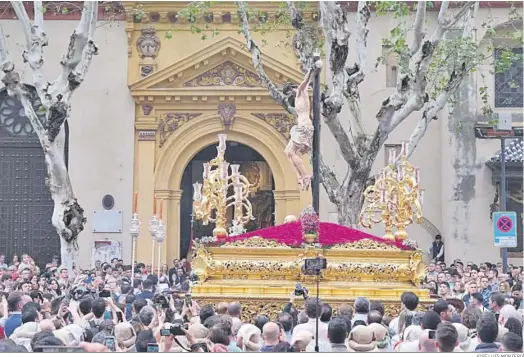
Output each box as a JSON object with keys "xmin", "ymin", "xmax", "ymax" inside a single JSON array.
[
  {"xmin": 191, "ymin": 237, "xmax": 433, "ymax": 321},
  {"xmin": 193, "ymin": 294, "xmax": 435, "ymax": 322}
]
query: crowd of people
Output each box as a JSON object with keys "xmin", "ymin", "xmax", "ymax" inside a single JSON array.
[{"xmin": 0, "ymin": 252, "xmax": 522, "ymax": 353}]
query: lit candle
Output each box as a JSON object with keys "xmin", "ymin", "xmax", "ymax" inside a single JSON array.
[
  {"xmin": 153, "ymin": 194, "xmax": 157, "ymax": 215},
  {"xmin": 220, "ymin": 162, "xmax": 230, "ymax": 180},
  {"xmin": 193, "ymin": 182, "xmax": 202, "ymax": 201},
  {"xmin": 203, "ymin": 163, "xmax": 210, "ymax": 180},
  {"xmin": 159, "ymin": 199, "xmax": 163, "ymax": 220},
  {"xmin": 133, "ymin": 192, "xmax": 138, "ymax": 213}
]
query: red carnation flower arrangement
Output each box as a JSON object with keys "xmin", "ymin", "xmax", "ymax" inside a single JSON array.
[{"xmin": 300, "ymin": 206, "xmax": 319, "ymax": 235}]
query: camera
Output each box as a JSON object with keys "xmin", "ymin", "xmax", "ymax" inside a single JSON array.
[
  {"xmin": 160, "ymin": 320, "xmax": 185, "ymax": 336},
  {"xmin": 428, "ymin": 330, "xmax": 436, "ymax": 339},
  {"xmin": 99, "ymin": 289, "xmax": 111, "ymax": 298},
  {"xmin": 72, "ymin": 286, "xmax": 88, "ymax": 301},
  {"xmin": 303, "ymin": 257, "xmax": 327, "ymax": 275},
  {"xmin": 154, "ymin": 294, "xmax": 170, "ymax": 309},
  {"xmin": 294, "ymin": 283, "xmax": 304, "ymax": 296}
]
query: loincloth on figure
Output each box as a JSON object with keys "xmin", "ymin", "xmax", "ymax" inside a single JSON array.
[{"xmin": 285, "ymin": 124, "xmax": 313, "ymax": 156}]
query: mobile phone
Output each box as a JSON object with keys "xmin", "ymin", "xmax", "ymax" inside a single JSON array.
[
  {"xmin": 428, "ymin": 330, "xmax": 436, "ymax": 339},
  {"xmin": 104, "ymin": 336, "xmax": 116, "ymax": 352},
  {"xmin": 185, "ymin": 293, "xmax": 192, "ymax": 307},
  {"xmin": 116, "ymin": 311, "xmax": 123, "ymax": 323},
  {"xmin": 146, "ymin": 343, "xmax": 159, "ymax": 352}
]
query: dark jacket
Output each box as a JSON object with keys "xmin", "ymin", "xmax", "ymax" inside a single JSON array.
[
  {"xmin": 168, "ymin": 267, "xmax": 177, "ymax": 285},
  {"xmin": 136, "ymin": 290, "xmax": 154, "ymax": 301},
  {"xmin": 475, "ymin": 343, "xmax": 499, "ymax": 352}
]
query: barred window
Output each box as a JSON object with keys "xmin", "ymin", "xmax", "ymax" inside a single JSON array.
[{"xmin": 495, "ymin": 48, "xmax": 523, "ymax": 108}]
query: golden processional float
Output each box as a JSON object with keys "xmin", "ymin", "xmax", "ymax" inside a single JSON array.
[{"xmin": 190, "ymin": 136, "xmax": 431, "ymax": 321}]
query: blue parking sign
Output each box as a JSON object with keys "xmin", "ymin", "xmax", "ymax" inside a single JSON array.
[{"xmin": 493, "ymin": 212, "xmax": 517, "ymax": 248}]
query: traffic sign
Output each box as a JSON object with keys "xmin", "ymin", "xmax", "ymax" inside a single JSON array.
[{"xmin": 493, "ymin": 212, "xmax": 518, "ymax": 248}]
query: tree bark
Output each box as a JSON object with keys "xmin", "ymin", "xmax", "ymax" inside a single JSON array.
[{"xmin": 2, "ymin": 1, "xmax": 97, "ymax": 269}]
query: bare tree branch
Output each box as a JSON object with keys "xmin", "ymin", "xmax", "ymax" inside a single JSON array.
[
  {"xmin": 407, "ymin": 2, "xmax": 479, "ymax": 157},
  {"xmin": 286, "ymin": 0, "xmax": 317, "ymax": 73},
  {"xmin": 236, "ymin": 0, "xmax": 296, "ymax": 116},
  {"xmin": 385, "ymin": 1, "xmax": 477, "ymax": 133},
  {"xmin": 11, "ymin": 1, "xmax": 49, "ymax": 105},
  {"xmin": 65, "ymin": 1, "xmax": 98, "ymax": 101},
  {"xmin": 34, "ymin": 1, "xmax": 44, "ymax": 29},
  {"xmin": 319, "ymin": 156, "xmax": 340, "ymax": 205},
  {"xmin": 50, "ymin": 1, "xmax": 94, "ymax": 100},
  {"xmin": 344, "ymin": 1, "xmax": 370, "ymax": 137},
  {"xmin": 410, "ymin": 1, "xmax": 426, "ymax": 56},
  {"xmin": 319, "ymin": 1, "xmax": 361, "ymax": 169},
  {"xmin": 10, "ymin": 1, "xmax": 31, "ymax": 45}
]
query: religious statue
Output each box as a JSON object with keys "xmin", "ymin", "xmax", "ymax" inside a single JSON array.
[{"xmin": 283, "ymin": 60, "xmax": 321, "ymax": 191}]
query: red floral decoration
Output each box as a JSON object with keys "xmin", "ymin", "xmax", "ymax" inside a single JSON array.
[
  {"xmin": 208, "ymin": 221, "xmax": 414, "ymax": 250},
  {"xmin": 300, "ymin": 206, "xmax": 319, "ymax": 235}
]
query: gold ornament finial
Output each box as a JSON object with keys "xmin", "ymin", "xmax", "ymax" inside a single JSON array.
[
  {"xmin": 192, "ymin": 134, "xmax": 255, "ymax": 238},
  {"xmin": 359, "ymin": 141, "xmax": 424, "ymax": 240}
]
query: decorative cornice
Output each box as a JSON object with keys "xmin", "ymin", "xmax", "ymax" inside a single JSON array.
[
  {"xmin": 251, "ymin": 113, "xmax": 294, "ymax": 140},
  {"xmin": 158, "ymin": 112, "xmax": 203, "ymax": 147}
]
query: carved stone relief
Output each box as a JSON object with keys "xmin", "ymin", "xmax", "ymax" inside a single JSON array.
[
  {"xmin": 136, "ymin": 27, "xmax": 161, "ymax": 77},
  {"xmin": 136, "ymin": 27, "xmax": 161, "ymax": 59},
  {"xmin": 158, "ymin": 113, "xmax": 202, "ymax": 147},
  {"xmin": 217, "ymin": 103, "xmax": 236, "ymax": 130},
  {"xmin": 251, "ymin": 113, "xmax": 294, "ymax": 140},
  {"xmin": 183, "ymin": 61, "xmax": 262, "ymax": 87}
]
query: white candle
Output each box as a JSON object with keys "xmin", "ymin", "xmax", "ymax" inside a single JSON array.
[
  {"xmin": 235, "ymin": 185, "xmax": 243, "ymax": 201},
  {"xmin": 231, "ymin": 164, "xmax": 240, "ymax": 176},
  {"xmin": 389, "ymin": 149, "xmax": 396, "ymax": 164},
  {"xmin": 192, "ymin": 182, "xmax": 202, "ymax": 201},
  {"xmin": 415, "ymin": 168, "xmax": 420, "ymax": 184},
  {"xmin": 418, "ymin": 189, "xmax": 425, "ymax": 205},
  {"xmin": 220, "ymin": 162, "xmax": 230, "ymax": 180},
  {"xmin": 218, "ymin": 134, "xmax": 227, "ymax": 151},
  {"xmin": 203, "ymin": 163, "xmax": 210, "ymax": 180}
]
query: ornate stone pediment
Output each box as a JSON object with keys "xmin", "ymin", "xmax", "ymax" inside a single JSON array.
[
  {"xmin": 129, "ymin": 37, "xmax": 304, "ymax": 96},
  {"xmin": 182, "ymin": 61, "xmax": 262, "ymax": 88}
]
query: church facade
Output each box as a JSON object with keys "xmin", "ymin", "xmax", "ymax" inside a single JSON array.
[{"xmin": 0, "ymin": 2, "xmax": 521, "ymax": 268}]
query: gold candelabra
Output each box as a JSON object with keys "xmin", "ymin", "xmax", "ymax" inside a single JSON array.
[
  {"xmin": 192, "ymin": 134, "xmax": 255, "ymax": 238},
  {"xmin": 360, "ymin": 141, "xmax": 424, "ymax": 240}
]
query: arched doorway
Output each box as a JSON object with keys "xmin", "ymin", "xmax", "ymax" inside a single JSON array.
[
  {"xmin": 0, "ymin": 87, "xmax": 66, "ymax": 267},
  {"xmin": 179, "ymin": 141, "xmax": 275, "ymax": 257}
]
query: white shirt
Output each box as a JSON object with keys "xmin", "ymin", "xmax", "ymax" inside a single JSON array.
[{"xmin": 292, "ymin": 318, "xmax": 328, "ymax": 343}]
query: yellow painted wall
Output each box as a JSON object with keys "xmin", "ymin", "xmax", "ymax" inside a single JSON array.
[{"xmin": 126, "ymin": 1, "xmax": 314, "ymax": 265}]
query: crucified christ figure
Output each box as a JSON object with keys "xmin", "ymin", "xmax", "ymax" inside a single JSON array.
[{"xmin": 284, "ymin": 68, "xmax": 315, "ymax": 191}]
